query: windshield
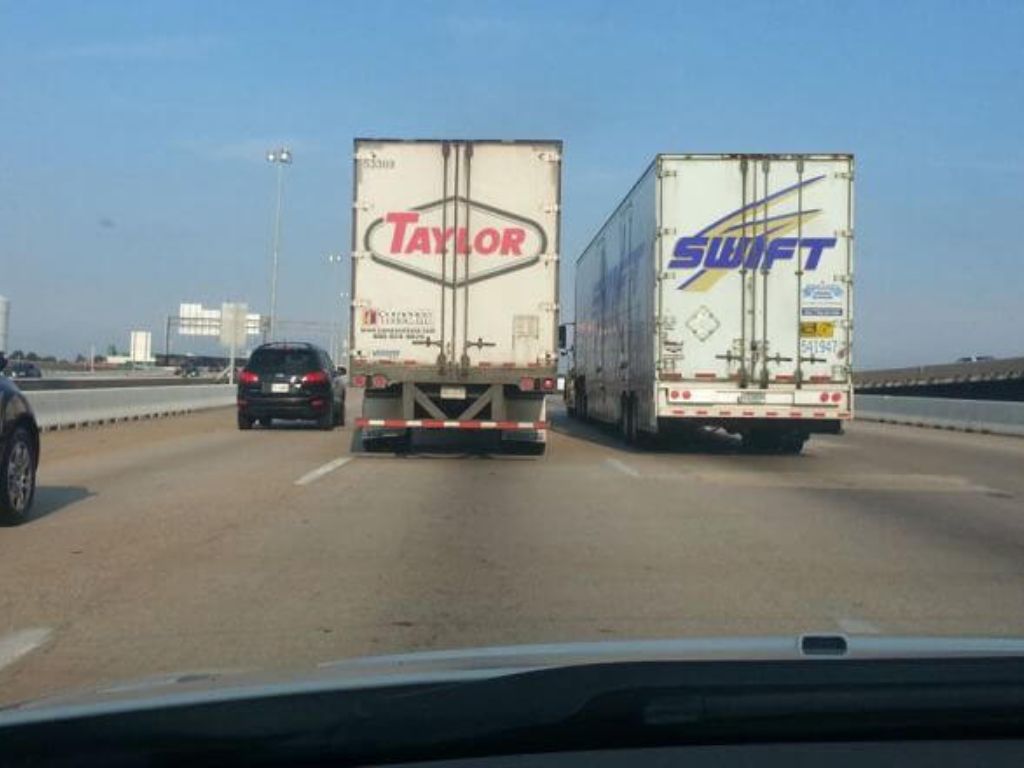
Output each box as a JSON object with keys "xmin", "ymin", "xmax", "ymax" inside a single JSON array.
[{"xmin": 0, "ymin": 0, "xmax": 1022, "ymax": 712}]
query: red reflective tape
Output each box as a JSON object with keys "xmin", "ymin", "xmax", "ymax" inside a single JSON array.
[
  {"xmin": 774, "ymin": 374, "xmax": 794, "ymax": 381},
  {"xmin": 809, "ymin": 375, "xmax": 831, "ymax": 382},
  {"xmin": 383, "ymin": 419, "xmax": 407, "ymax": 428},
  {"xmin": 813, "ymin": 411, "xmax": 827, "ymax": 418},
  {"xmin": 742, "ymin": 410, "xmax": 755, "ymax": 417},
  {"xmin": 766, "ymin": 411, "xmax": 779, "ymax": 417},
  {"xmin": 502, "ymin": 362, "xmax": 516, "ymax": 368},
  {"xmin": 461, "ymin": 421, "xmax": 483, "ymax": 430},
  {"xmin": 478, "ymin": 362, "xmax": 492, "ymax": 367},
  {"xmin": 672, "ymin": 409, "xmax": 685, "ymax": 415},
  {"xmin": 695, "ymin": 372, "xmax": 717, "ymax": 379},
  {"xmin": 403, "ymin": 360, "xmax": 418, "ymax": 366},
  {"xmin": 838, "ymin": 411, "xmax": 851, "ymax": 417},
  {"xmin": 719, "ymin": 410, "xmax": 732, "ymax": 416},
  {"xmin": 696, "ymin": 409, "xmax": 709, "ymax": 415},
  {"xmin": 790, "ymin": 411, "xmax": 803, "ymax": 417}
]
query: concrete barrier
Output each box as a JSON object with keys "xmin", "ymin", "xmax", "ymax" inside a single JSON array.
[
  {"xmin": 26, "ymin": 385, "xmax": 235, "ymax": 430},
  {"xmin": 856, "ymin": 394, "xmax": 1024, "ymax": 437}
]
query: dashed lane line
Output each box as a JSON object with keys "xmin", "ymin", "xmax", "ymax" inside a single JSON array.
[
  {"xmin": 294, "ymin": 457, "xmax": 353, "ymax": 487},
  {"xmin": 0, "ymin": 628, "xmax": 53, "ymax": 673},
  {"xmin": 604, "ymin": 458, "xmax": 641, "ymax": 478}
]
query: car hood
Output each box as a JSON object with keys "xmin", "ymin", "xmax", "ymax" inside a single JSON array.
[{"xmin": 5, "ymin": 634, "xmax": 1024, "ymax": 723}]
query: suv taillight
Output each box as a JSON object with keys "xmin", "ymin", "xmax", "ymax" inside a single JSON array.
[
  {"xmin": 301, "ymin": 371, "xmax": 329, "ymax": 386},
  {"xmin": 239, "ymin": 370, "xmax": 259, "ymax": 385}
]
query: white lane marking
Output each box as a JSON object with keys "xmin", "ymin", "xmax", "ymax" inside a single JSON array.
[
  {"xmin": 0, "ymin": 628, "xmax": 52, "ymax": 672},
  {"xmin": 294, "ymin": 457, "xmax": 353, "ymax": 486},
  {"xmin": 837, "ymin": 617, "xmax": 882, "ymax": 635},
  {"xmin": 605, "ymin": 458, "xmax": 640, "ymax": 478}
]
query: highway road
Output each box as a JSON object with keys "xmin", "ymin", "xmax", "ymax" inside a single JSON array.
[{"xmin": 1, "ymin": 396, "xmax": 1023, "ymax": 705}]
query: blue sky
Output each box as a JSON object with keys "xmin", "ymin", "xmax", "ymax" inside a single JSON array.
[{"xmin": 0, "ymin": 0, "xmax": 1021, "ymax": 366}]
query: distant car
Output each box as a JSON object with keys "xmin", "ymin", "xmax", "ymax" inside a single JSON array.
[
  {"xmin": 5, "ymin": 361, "xmax": 42, "ymax": 379},
  {"xmin": 236, "ymin": 342, "xmax": 346, "ymax": 430},
  {"xmin": 955, "ymin": 355, "xmax": 996, "ymax": 363},
  {"xmin": 0, "ymin": 354, "xmax": 40, "ymax": 523}
]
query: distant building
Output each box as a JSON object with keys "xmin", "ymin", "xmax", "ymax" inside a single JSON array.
[{"xmin": 130, "ymin": 330, "xmax": 154, "ymax": 364}]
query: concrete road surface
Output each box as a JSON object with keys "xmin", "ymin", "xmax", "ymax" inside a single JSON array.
[{"xmin": 1, "ymin": 397, "xmax": 1023, "ymax": 705}]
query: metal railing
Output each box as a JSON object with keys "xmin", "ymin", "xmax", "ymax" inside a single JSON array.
[
  {"xmin": 856, "ymin": 394, "xmax": 1024, "ymax": 437},
  {"xmin": 27, "ymin": 385, "xmax": 235, "ymax": 430}
]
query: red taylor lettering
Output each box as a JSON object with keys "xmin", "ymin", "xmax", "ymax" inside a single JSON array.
[{"xmin": 385, "ymin": 212, "xmax": 526, "ymax": 256}]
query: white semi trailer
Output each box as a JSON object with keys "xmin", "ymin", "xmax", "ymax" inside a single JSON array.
[
  {"xmin": 349, "ymin": 139, "xmax": 562, "ymax": 453},
  {"xmin": 569, "ymin": 153, "xmax": 854, "ymax": 453}
]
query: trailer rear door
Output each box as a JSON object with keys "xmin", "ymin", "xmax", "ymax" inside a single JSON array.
[{"xmin": 658, "ymin": 155, "xmax": 853, "ymax": 387}]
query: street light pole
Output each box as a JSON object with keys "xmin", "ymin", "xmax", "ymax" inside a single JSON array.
[{"xmin": 266, "ymin": 147, "xmax": 293, "ymax": 340}]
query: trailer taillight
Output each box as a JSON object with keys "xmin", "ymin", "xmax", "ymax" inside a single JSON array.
[
  {"xmin": 519, "ymin": 377, "xmax": 535, "ymax": 392},
  {"xmin": 682, "ymin": 390, "xmax": 692, "ymax": 400},
  {"xmin": 540, "ymin": 377, "xmax": 556, "ymax": 391},
  {"xmin": 830, "ymin": 392, "xmax": 843, "ymax": 402},
  {"xmin": 371, "ymin": 374, "xmax": 389, "ymax": 389},
  {"xmin": 819, "ymin": 392, "xmax": 830, "ymax": 403},
  {"xmin": 351, "ymin": 374, "xmax": 367, "ymax": 388}
]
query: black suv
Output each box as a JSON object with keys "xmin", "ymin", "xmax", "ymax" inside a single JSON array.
[
  {"xmin": 0, "ymin": 353, "xmax": 40, "ymax": 523},
  {"xmin": 237, "ymin": 342, "xmax": 346, "ymax": 430}
]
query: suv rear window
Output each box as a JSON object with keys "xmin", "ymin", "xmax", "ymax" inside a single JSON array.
[{"xmin": 247, "ymin": 348, "xmax": 319, "ymax": 375}]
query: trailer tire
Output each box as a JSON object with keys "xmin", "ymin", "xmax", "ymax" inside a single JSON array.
[
  {"xmin": 626, "ymin": 395, "xmax": 640, "ymax": 446},
  {"xmin": 504, "ymin": 441, "xmax": 546, "ymax": 456},
  {"xmin": 778, "ymin": 430, "xmax": 808, "ymax": 455}
]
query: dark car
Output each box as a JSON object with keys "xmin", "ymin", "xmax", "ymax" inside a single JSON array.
[
  {"xmin": 5, "ymin": 361, "xmax": 43, "ymax": 379},
  {"xmin": 236, "ymin": 342, "xmax": 346, "ymax": 430},
  {"xmin": 0, "ymin": 353, "xmax": 40, "ymax": 523}
]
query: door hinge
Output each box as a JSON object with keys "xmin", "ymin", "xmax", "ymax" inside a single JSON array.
[
  {"xmin": 657, "ymin": 168, "xmax": 678, "ymax": 178},
  {"xmin": 353, "ymin": 201, "xmax": 372, "ymax": 211},
  {"xmin": 539, "ymin": 302, "xmax": 560, "ymax": 312},
  {"xmin": 834, "ymin": 171, "xmax": 854, "ymax": 180},
  {"xmin": 351, "ymin": 250, "xmax": 372, "ymax": 260},
  {"xmin": 657, "ymin": 227, "xmax": 677, "ymax": 237},
  {"xmin": 351, "ymin": 299, "xmax": 370, "ymax": 308},
  {"xmin": 538, "ymin": 151, "xmax": 562, "ymax": 163},
  {"xmin": 543, "ymin": 203, "xmax": 561, "ymax": 213},
  {"xmin": 541, "ymin": 253, "xmax": 559, "ymax": 266},
  {"xmin": 836, "ymin": 228, "xmax": 854, "ymax": 239}
]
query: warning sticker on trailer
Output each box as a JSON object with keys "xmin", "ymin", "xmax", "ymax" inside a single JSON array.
[
  {"xmin": 800, "ymin": 321, "xmax": 835, "ymax": 338},
  {"xmin": 360, "ymin": 308, "xmax": 437, "ymax": 342}
]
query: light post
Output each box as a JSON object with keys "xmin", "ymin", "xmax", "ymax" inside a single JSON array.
[
  {"xmin": 266, "ymin": 147, "xmax": 293, "ymax": 340},
  {"xmin": 326, "ymin": 253, "xmax": 346, "ymax": 362}
]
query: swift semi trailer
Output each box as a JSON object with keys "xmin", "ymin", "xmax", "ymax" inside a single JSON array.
[
  {"xmin": 568, "ymin": 153, "xmax": 853, "ymax": 453},
  {"xmin": 349, "ymin": 139, "xmax": 562, "ymax": 454}
]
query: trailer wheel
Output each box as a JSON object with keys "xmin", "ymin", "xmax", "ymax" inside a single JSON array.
[
  {"xmin": 778, "ymin": 430, "xmax": 808, "ymax": 455},
  {"xmin": 626, "ymin": 395, "xmax": 640, "ymax": 446}
]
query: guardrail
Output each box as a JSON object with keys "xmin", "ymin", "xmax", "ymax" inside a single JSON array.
[
  {"xmin": 27, "ymin": 385, "xmax": 235, "ymax": 431},
  {"xmin": 856, "ymin": 394, "xmax": 1024, "ymax": 437}
]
